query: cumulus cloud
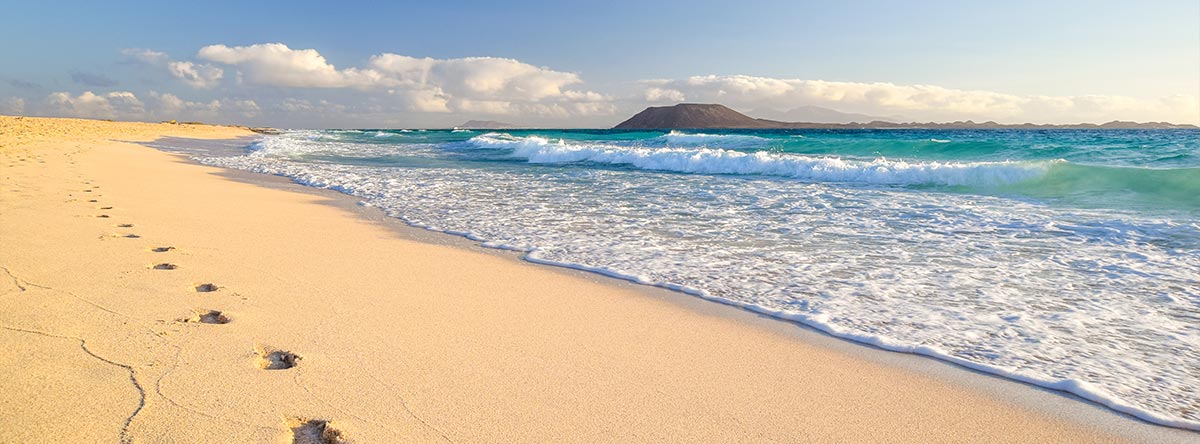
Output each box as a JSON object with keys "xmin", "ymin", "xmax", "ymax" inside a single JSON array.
[
  {"xmin": 166, "ymin": 61, "xmax": 224, "ymax": 89},
  {"xmin": 50, "ymin": 44, "xmax": 1192, "ymax": 126},
  {"xmin": 195, "ymin": 43, "xmax": 612, "ymax": 117},
  {"xmin": 40, "ymin": 90, "xmax": 259, "ymax": 123},
  {"xmin": 121, "ymin": 48, "xmax": 225, "ymax": 89},
  {"xmin": 227, "ymin": 99, "xmax": 260, "ymax": 117},
  {"xmin": 45, "ymin": 91, "xmax": 144, "ymax": 119},
  {"xmin": 643, "ymin": 86, "xmax": 686, "ymax": 103},
  {"xmin": 389, "ymin": 88, "xmax": 451, "ymax": 113},
  {"xmin": 198, "ymin": 43, "xmax": 385, "ymax": 88},
  {"xmin": 145, "ymin": 92, "xmax": 254, "ymax": 118},
  {"xmin": 147, "ymin": 91, "xmax": 220, "ymax": 115},
  {"xmin": 369, "ymin": 54, "xmax": 583, "ymax": 100},
  {"xmin": 640, "ymin": 75, "xmax": 1200, "ymax": 124}
]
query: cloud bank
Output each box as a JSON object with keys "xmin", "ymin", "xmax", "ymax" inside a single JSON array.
[
  {"xmin": 640, "ymin": 75, "xmax": 1199, "ymax": 124},
  {"xmin": 5, "ymin": 43, "xmax": 1195, "ymax": 126},
  {"xmin": 195, "ymin": 43, "xmax": 613, "ymax": 117},
  {"xmin": 45, "ymin": 91, "xmax": 144, "ymax": 119},
  {"xmin": 35, "ymin": 90, "xmax": 257, "ymax": 122}
]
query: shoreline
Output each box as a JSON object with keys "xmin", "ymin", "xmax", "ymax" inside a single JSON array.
[
  {"xmin": 2, "ymin": 116, "xmax": 1190, "ymax": 441},
  {"xmin": 181, "ymin": 136, "xmax": 1200, "ymax": 443}
]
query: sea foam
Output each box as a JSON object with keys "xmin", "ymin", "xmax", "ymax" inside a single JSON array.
[
  {"xmin": 199, "ymin": 130, "xmax": 1200, "ymax": 431},
  {"xmin": 468, "ymin": 132, "xmax": 1048, "ymax": 187}
]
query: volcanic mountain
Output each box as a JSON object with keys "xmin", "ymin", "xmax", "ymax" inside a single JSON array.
[{"xmin": 613, "ymin": 104, "xmax": 775, "ymax": 129}]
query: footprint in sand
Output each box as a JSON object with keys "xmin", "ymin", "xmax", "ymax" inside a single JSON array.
[
  {"xmin": 96, "ymin": 214, "xmax": 110, "ymax": 218},
  {"xmin": 179, "ymin": 309, "xmax": 230, "ymax": 324},
  {"xmin": 124, "ymin": 234, "xmax": 141, "ymax": 239},
  {"xmin": 99, "ymin": 206, "xmax": 113, "ymax": 210},
  {"xmin": 152, "ymin": 263, "xmax": 178, "ymax": 270},
  {"xmin": 117, "ymin": 224, "xmax": 134, "ymax": 228},
  {"xmin": 257, "ymin": 347, "xmax": 300, "ymax": 370},
  {"xmin": 87, "ymin": 199, "xmax": 98, "ymax": 203},
  {"xmin": 152, "ymin": 246, "xmax": 175, "ymax": 252},
  {"xmin": 194, "ymin": 283, "xmax": 218, "ymax": 292},
  {"xmin": 287, "ymin": 418, "xmax": 347, "ymax": 444}
]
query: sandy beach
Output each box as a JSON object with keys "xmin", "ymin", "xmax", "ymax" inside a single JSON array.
[{"xmin": 0, "ymin": 116, "xmax": 1192, "ymax": 443}]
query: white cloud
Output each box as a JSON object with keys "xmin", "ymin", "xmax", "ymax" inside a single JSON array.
[
  {"xmin": 640, "ymin": 75, "xmax": 1200, "ymax": 124},
  {"xmin": 45, "ymin": 91, "xmax": 144, "ymax": 119},
  {"xmin": 276, "ymin": 98, "xmax": 315, "ymax": 113},
  {"xmin": 43, "ymin": 90, "xmax": 253, "ymax": 122},
  {"xmin": 196, "ymin": 43, "xmax": 612, "ymax": 116},
  {"xmin": 120, "ymin": 48, "xmax": 168, "ymax": 65},
  {"xmin": 167, "ymin": 61, "xmax": 224, "ymax": 88},
  {"xmin": 391, "ymin": 88, "xmax": 451, "ymax": 113},
  {"xmin": 103, "ymin": 91, "xmax": 145, "ymax": 113},
  {"xmin": 123, "ymin": 48, "xmax": 224, "ymax": 89},
  {"xmin": 227, "ymin": 99, "xmax": 260, "ymax": 117},
  {"xmin": 198, "ymin": 43, "xmax": 386, "ymax": 88},
  {"xmin": 369, "ymin": 54, "xmax": 583, "ymax": 100},
  {"xmin": 644, "ymin": 87, "xmax": 686, "ymax": 103},
  {"xmin": 101, "ymin": 45, "xmax": 1197, "ymax": 126},
  {"xmin": 274, "ymin": 98, "xmax": 350, "ymax": 115},
  {"xmin": 148, "ymin": 91, "xmax": 220, "ymax": 115}
]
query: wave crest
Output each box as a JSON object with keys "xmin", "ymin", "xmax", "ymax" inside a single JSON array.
[
  {"xmin": 655, "ymin": 130, "xmax": 771, "ymax": 148},
  {"xmin": 467, "ymin": 133, "xmax": 1048, "ymax": 187}
]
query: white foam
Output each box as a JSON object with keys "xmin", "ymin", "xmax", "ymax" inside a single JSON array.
[
  {"xmin": 198, "ymin": 132, "xmax": 1200, "ymax": 431},
  {"xmin": 468, "ymin": 133, "xmax": 1048, "ymax": 187},
  {"xmin": 655, "ymin": 130, "xmax": 771, "ymax": 148}
]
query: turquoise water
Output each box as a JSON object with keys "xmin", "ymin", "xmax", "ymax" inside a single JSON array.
[
  {"xmin": 328, "ymin": 128, "xmax": 1199, "ymax": 211},
  {"xmin": 200, "ymin": 128, "xmax": 1200, "ymax": 430}
]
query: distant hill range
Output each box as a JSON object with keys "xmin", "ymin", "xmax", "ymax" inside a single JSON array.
[
  {"xmin": 457, "ymin": 120, "xmax": 522, "ymax": 129},
  {"xmin": 613, "ymin": 104, "xmax": 1198, "ymax": 130},
  {"xmin": 747, "ymin": 105, "xmax": 900, "ymax": 124}
]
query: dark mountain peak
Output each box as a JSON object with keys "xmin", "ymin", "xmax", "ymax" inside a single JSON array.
[{"xmin": 613, "ymin": 103, "xmax": 775, "ymax": 129}]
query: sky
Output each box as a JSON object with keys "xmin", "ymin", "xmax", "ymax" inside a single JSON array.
[{"xmin": 1, "ymin": 0, "xmax": 1197, "ymax": 127}]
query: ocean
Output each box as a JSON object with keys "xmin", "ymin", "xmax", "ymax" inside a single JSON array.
[{"xmin": 197, "ymin": 128, "xmax": 1199, "ymax": 430}]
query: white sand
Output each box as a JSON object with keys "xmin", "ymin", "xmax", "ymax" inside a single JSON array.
[{"xmin": 0, "ymin": 116, "xmax": 1168, "ymax": 443}]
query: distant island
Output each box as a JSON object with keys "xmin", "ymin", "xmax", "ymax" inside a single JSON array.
[
  {"xmin": 457, "ymin": 120, "xmax": 523, "ymax": 129},
  {"xmin": 613, "ymin": 103, "xmax": 1198, "ymax": 130}
]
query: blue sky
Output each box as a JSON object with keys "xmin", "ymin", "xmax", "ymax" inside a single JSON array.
[{"xmin": 2, "ymin": 0, "xmax": 1197, "ymax": 127}]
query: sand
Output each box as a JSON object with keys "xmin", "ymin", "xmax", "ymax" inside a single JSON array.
[{"xmin": 0, "ymin": 116, "xmax": 1187, "ymax": 443}]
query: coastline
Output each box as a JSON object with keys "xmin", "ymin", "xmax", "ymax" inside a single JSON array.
[{"xmin": 1, "ymin": 116, "xmax": 1194, "ymax": 443}]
